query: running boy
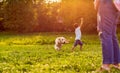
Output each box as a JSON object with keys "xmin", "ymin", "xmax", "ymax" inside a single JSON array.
[{"xmin": 71, "ymin": 18, "xmax": 83, "ymax": 52}]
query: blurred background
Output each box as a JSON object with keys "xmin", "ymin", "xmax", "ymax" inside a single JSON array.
[{"xmin": 0, "ymin": 0, "xmax": 120, "ymax": 34}]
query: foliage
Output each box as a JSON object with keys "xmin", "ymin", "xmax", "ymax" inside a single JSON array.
[
  {"xmin": 0, "ymin": 1, "xmax": 4, "ymax": 31},
  {"xmin": 0, "ymin": 0, "xmax": 119, "ymax": 33},
  {"xmin": 3, "ymin": 0, "xmax": 36, "ymax": 32},
  {"xmin": 36, "ymin": 0, "xmax": 97, "ymax": 33},
  {"xmin": 62, "ymin": 0, "xmax": 97, "ymax": 33}
]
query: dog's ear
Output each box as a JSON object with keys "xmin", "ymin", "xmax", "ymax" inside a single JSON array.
[{"xmin": 58, "ymin": 38, "xmax": 62, "ymax": 44}]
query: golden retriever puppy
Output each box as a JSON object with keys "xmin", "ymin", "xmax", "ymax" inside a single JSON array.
[{"xmin": 54, "ymin": 37, "xmax": 69, "ymax": 51}]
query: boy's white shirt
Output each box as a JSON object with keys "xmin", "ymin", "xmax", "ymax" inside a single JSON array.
[{"xmin": 75, "ymin": 26, "xmax": 81, "ymax": 40}]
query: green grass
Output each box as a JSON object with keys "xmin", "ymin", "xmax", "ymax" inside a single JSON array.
[{"xmin": 0, "ymin": 32, "xmax": 120, "ymax": 73}]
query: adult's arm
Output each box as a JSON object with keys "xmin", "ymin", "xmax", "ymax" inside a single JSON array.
[{"xmin": 116, "ymin": 12, "xmax": 120, "ymax": 24}]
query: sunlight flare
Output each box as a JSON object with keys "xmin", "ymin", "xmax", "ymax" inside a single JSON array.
[
  {"xmin": 45, "ymin": 0, "xmax": 62, "ymax": 3},
  {"xmin": 0, "ymin": 0, "xmax": 3, "ymax": 2}
]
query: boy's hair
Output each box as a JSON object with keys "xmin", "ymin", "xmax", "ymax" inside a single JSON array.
[{"xmin": 73, "ymin": 23, "xmax": 79, "ymax": 28}]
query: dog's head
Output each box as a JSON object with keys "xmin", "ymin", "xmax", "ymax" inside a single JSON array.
[
  {"xmin": 61, "ymin": 37, "xmax": 69, "ymax": 44},
  {"xmin": 57, "ymin": 37, "xmax": 69, "ymax": 44},
  {"xmin": 55, "ymin": 37, "xmax": 69, "ymax": 51}
]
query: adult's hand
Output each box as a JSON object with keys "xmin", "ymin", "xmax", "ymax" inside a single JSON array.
[
  {"xmin": 114, "ymin": 0, "xmax": 120, "ymax": 12},
  {"xmin": 94, "ymin": 0, "xmax": 100, "ymax": 11}
]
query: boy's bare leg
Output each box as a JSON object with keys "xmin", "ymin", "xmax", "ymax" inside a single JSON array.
[
  {"xmin": 80, "ymin": 45, "xmax": 82, "ymax": 51},
  {"xmin": 71, "ymin": 46, "xmax": 75, "ymax": 52}
]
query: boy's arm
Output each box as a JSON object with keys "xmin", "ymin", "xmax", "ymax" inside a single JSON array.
[
  {"xmin": 94, "ymin": 0, "xmax": 100, "ymax": 11},
  {"xmin": 80, "ymin": 18, "xmax": 83, "ymax": 28}
]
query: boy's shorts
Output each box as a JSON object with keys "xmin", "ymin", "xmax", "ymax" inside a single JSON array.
[{"xmin": 74, "ymin": 40, "xmax": 83, "ymax": 47}]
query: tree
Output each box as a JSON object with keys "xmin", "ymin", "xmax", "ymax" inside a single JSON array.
[
  {"xmin": 36, "ymin": 1, "xmax": 62, "ymax": 32},
  {"xmin": 0, "ymin": 1, "xmax": 4, "ymax": 31},
  {"xmin": 60, "ymin": 0, "xmax": 97, "ymax": 33},
  {"xmin": 3, "ymin": 0, "xmax": 36, "ymax": 32},
  {"xmin": 1, "ymin": 0, "xmax": 119, "ymax": 33}
]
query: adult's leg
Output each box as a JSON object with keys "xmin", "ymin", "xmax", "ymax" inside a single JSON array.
[
  {"xmin": 99, "ymin": 31, "xmax": 114, "ymax": 64},
  {"xmin": 112, "ymin": 24, "xmax": 120, "ymax": 64}
]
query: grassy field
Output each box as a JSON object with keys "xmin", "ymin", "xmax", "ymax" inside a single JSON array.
[{"xmin": 0, "ymin": 32, "xmax": 120, "ymax": 73}]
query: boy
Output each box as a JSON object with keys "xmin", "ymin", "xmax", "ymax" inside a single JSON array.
[{"xmin": 71, "ymin": 18, "xmax": 83, "ymax": 52}]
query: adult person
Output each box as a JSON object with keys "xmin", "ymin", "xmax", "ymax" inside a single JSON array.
[{"xmin": 94, "ymin": 0, "xmax": 120, "ymax": 71}]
